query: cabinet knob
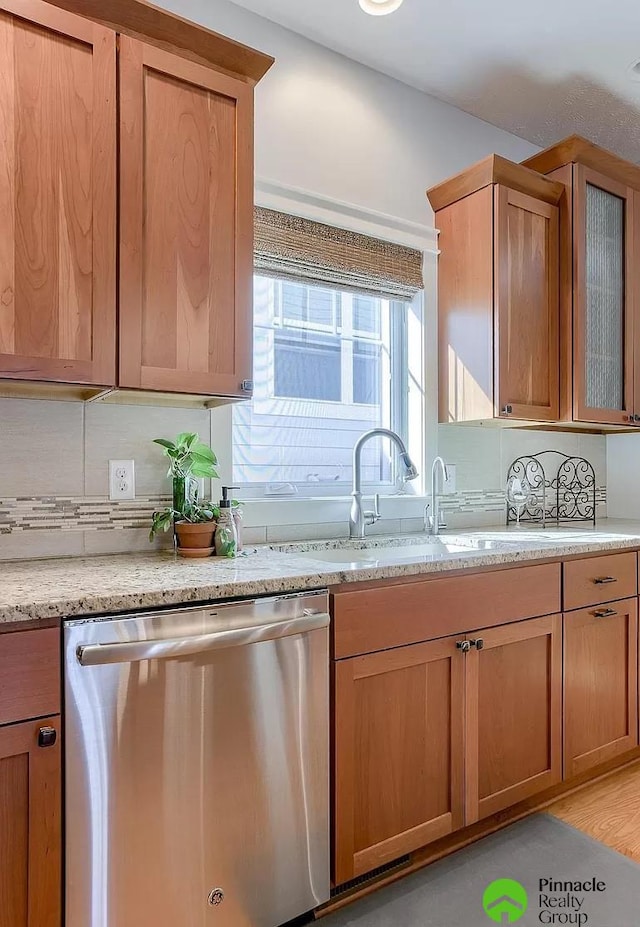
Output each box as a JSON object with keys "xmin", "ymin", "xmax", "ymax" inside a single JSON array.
[
  {"xmin": 469, "ymin": 638, "xmax": 484, "ymax": 650},
  {"xmin": 501, "ymin": 405, "xmax": 513, "ymax": 415},
  {"xmin": 38, "ymin": 726, "xmax": 57, "ymax": 748},
  {"xmin": 208, "ymin": 888, "xmax": 225, "ymax": 907},
  {"xmin": 240, "ymin": 379, "xmax": 253, "ymax": 393},
  {"xmin": 456, "ymin": 640, "xmax": 471, "ymax": 653}
]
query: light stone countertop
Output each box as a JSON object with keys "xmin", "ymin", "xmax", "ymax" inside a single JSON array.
[{"xmin": 4, "ymin": 520, "xmax": 640, "ymax": 625}]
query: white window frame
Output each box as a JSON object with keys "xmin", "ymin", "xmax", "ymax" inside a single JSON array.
[{"xmin": 226, "ymin": 179, "xmax": 438, "ymax": 503}]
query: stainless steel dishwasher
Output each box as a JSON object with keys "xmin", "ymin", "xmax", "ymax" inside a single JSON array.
[{"xmin": 64, "ymin": 591, "xmax": 330, "ymax": 927}]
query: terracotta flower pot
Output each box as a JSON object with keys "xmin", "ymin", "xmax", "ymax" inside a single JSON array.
[{"xmin": 175, "ymin": 520, "xmax": 216, "ymax": 552}]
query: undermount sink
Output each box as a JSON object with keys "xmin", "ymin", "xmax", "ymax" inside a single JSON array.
[{"xmin": 287, "ymin": 535, "xmax": 510, "ymax": 566}]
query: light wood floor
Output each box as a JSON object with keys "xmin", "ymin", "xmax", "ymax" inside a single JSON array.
[{"xmin": 547, "ymin": 760, "xmax": 640, "ymax": 862}]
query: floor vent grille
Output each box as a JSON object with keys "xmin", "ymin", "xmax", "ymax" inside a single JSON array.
[{"xmin": 330, "ymin": 855, "xmax": 411, "ymax": 898}]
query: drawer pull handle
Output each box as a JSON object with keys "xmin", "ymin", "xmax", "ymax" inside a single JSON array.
[
  {"xmin": 593, "ymin": 608, "xmax": 618, "ymax": 619},
  {"xmin": 593, "ymin": 576, "xmax": 617, "ymax": 585}
]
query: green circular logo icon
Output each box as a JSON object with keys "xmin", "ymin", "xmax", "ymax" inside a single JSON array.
[{"xmin": 483, "ymin": 879, "xmax": 528, "ymax": 923}]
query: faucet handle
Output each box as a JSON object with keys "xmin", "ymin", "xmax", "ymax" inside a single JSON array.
[{"xmin": 364, "ymin": 494, "xmax": 381, "ymax": 527}]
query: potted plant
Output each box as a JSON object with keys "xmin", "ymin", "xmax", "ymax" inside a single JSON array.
[
  {"xmin": 149, "ymin": 432, "xmax": 221, "ymax": 557},
  {"xmin": 150, "ymin": 493, "xmax": 220, "ymax": 557}
]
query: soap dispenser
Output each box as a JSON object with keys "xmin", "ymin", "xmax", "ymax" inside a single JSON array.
[{"xmin": 214, "ymin": 486, "xmax": 239, "ymax": 558}]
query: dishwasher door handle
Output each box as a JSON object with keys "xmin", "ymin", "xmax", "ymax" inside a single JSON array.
[{"xmin": 76, "ymin": 612, "xmax": 330, "ymax": 666}]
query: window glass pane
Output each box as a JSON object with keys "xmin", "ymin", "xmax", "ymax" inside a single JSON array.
[
  {"xmin": 233, "ymin": 276, "xmax": 411, "ymax": 490},
  {"xmin": 281, "ymin": 281, "xmax": 334, "ymax": 329},
  {"xmin": 353, "ymin": 296, "xmax": 380, "ymax": 335},
  {"xmin": 274, "ymin": 331, "xmax": 341, "ymax": 401},
  {"xmin": 353, "ymin": 339, "xmax": 381, "ymax": 405}
]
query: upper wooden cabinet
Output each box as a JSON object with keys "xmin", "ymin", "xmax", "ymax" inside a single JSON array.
[
  {"xmin": 523, "ymin": 136, "xmax": 640, "ymax": 427},
  {"xmin": 0, "ymin": 0, "xmax": 272, "ymax": 400},
  {"xmin": 119, "ymin": 37, "xmax": 254, "ymax": 398},
  {"xmin": 0, "ymin": 0, "xmax": 116, "ymax": 386},
  {"xmin": 428, "ymin": 156, "xmax": 563, "ymax": 424}
]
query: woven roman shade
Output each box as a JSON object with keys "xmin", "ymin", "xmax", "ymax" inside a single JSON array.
[{"xmin": 254, "ymin": 207, "xmax": 424, "ymax": 301}]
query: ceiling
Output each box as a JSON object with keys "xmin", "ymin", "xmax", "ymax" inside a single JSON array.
[{"xmin": 226, "ymin": 0, "xmax": 640, "ymax": 162}]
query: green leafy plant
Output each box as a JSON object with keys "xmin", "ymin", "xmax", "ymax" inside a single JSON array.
[
  {"xmin": 149, "ymin": 494, "xmax": 221, "ymax": 541},
  {"xmin": 153, "ymin": 432, "xmax": 219, "ymax": 480},
  {"xmin": 149, "ymin": 433, "xmax": 220, "ymax": 541}
]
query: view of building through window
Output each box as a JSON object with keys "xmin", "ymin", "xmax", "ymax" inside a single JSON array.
[{"xmin": 233, "ymin": 276, "xmax": 419, "ymax": 493}]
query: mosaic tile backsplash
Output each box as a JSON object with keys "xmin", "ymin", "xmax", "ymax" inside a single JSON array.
[
  {"xmin": 0, "ymin": 496, "xmax": 169, "ymax": 534},
  {"xmin": 0, "ymin": 487, "xmax": 607, "ymax": 536}
]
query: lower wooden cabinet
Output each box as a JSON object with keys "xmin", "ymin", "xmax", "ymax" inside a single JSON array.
[
  {"xmin": 0, "ymin": 716, "xmax": 61, "ymax": 927},
  {"xmin": 333, "ymin": 614, "xmax": 563, "ymax": 883},
  {"xmin": 465, "ymin": 614, "xmax": 563, "ymax": 824},
  {"xmin": 333, "ymin": 636, "xmax": 465, "ymax": 884},
  {"xmin": 564, "ymin": 598, "xmax": 638, "ymax": 778}
]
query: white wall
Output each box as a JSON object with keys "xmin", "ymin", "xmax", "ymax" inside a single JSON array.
[
  {"xmin": 158, "ymin": 0, "xmax": 540, "ymax": 225},
  {"xmin": 607, "ymin": 434, "xmax": 640, "ymax": 519}
]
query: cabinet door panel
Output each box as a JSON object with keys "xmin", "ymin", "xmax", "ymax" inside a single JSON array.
[
  {"xmin": 465, "ymin": 614, "xmax": 562, "ymax": 824},
  {"xmin": 564, "ymin": 599, "xmax": 638, "ymax": 779},
  {"xmin": 494, "ymin": 186, "xmax": 560, "ymax": 421},
  {"xmin": 333, "ymin": 637, "xmax": 464, "ymax": 884},
  {"xmin": 0, "ymin": 0, "xmax": 116, "ymax": 385},
  {"xmin": 0, "ymin": 716, "xmax": 61, "ymax": 927},
  {"xmin": 119, "ymin": 37, "xmax": 253, "ymax": 397},
  {"xmin": 574, "ymin": 166, "xmax": 634, "ymax": 424}
]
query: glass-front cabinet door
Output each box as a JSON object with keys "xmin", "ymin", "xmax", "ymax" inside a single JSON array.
[{"xmin": 573, "ymin": 166, "xmax": 634, "ymax": 425}]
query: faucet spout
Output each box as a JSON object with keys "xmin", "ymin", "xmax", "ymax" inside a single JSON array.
[
  {"xmin": 427, "ymin": 456, "xmax": 448, "ymax": 535},
  {"xmin": 349, "ymin": 428, "xmax": 419, "ymax": 540}
]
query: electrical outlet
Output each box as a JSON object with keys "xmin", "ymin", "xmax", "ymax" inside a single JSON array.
[
  {"xmin": 109, "ymin": 460, "xmax": 135, "ymax": 501},
  {"xmin": 443, "ymin": 464, "xmax": 457, "ymax": 494}
]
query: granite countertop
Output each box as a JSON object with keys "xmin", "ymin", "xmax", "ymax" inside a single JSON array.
[{"xmin": 4, "ymin": 520, "xmax": 640, "ymax": 625}]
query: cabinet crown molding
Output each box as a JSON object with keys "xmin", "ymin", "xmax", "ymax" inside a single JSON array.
[
  {"xmin": 426, "ymin": 154, "xmax": 564, "ymax": 213},
  {"xmin": 29, "ymin": 0, "xmax": 275, "ymax": 82},
  {"xmin": 523, "ymin": 135, "xmax": 640, "ymax": 191}
]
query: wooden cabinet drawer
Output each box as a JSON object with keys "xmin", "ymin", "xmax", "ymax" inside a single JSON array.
[
  {"xmin": 0, "ymin": 628, "xmax": 60, "ymax": 726},
  {"xmin": 332, "ymin": 562, "xmax": 561, "ymax": 659},
  {"xmin": 563, "ymin": 552, "xmax": 637, "ymax": 611}
]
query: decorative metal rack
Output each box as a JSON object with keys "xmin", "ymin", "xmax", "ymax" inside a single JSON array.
[{"xmin": 506, "ymin": 450, "xmax": 596, "ymax": 528}]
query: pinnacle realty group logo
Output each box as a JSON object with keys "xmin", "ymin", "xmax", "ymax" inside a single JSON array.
[
  {"xmin": 483, "ymin": 879, "xmax": 528, "ymax": 923},
  {"xmin": 482, "ymin": 876, "xmax": 607, "ymax": 925}
]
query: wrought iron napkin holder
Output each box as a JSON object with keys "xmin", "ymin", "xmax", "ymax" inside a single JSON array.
[{"xmin": 506, "ymin": 450, "xmax": 596, "ymax": 528}]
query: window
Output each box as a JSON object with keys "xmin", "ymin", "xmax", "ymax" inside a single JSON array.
[{"xmin": 232, "ymin": 276, "xmax": 423, "ymax": 494}]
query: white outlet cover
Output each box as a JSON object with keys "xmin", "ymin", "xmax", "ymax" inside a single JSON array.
[{"xmin": 109, "ymin": 459, "xmax": 135, "ymax": 501}]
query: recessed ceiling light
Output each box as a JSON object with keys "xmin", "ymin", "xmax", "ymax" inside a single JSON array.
[{"xmin": 359, "ymin": 0, "xmax": 404, "ymax": 15}]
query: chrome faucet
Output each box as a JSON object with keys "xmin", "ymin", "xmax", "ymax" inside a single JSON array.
[
  {"xmin": 349, "ymin": 428, "xmax": 419, "ymax": 539},
  {"xmin": 425, "ymin": 456, "xmax": 449, "ymax": 535}
]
